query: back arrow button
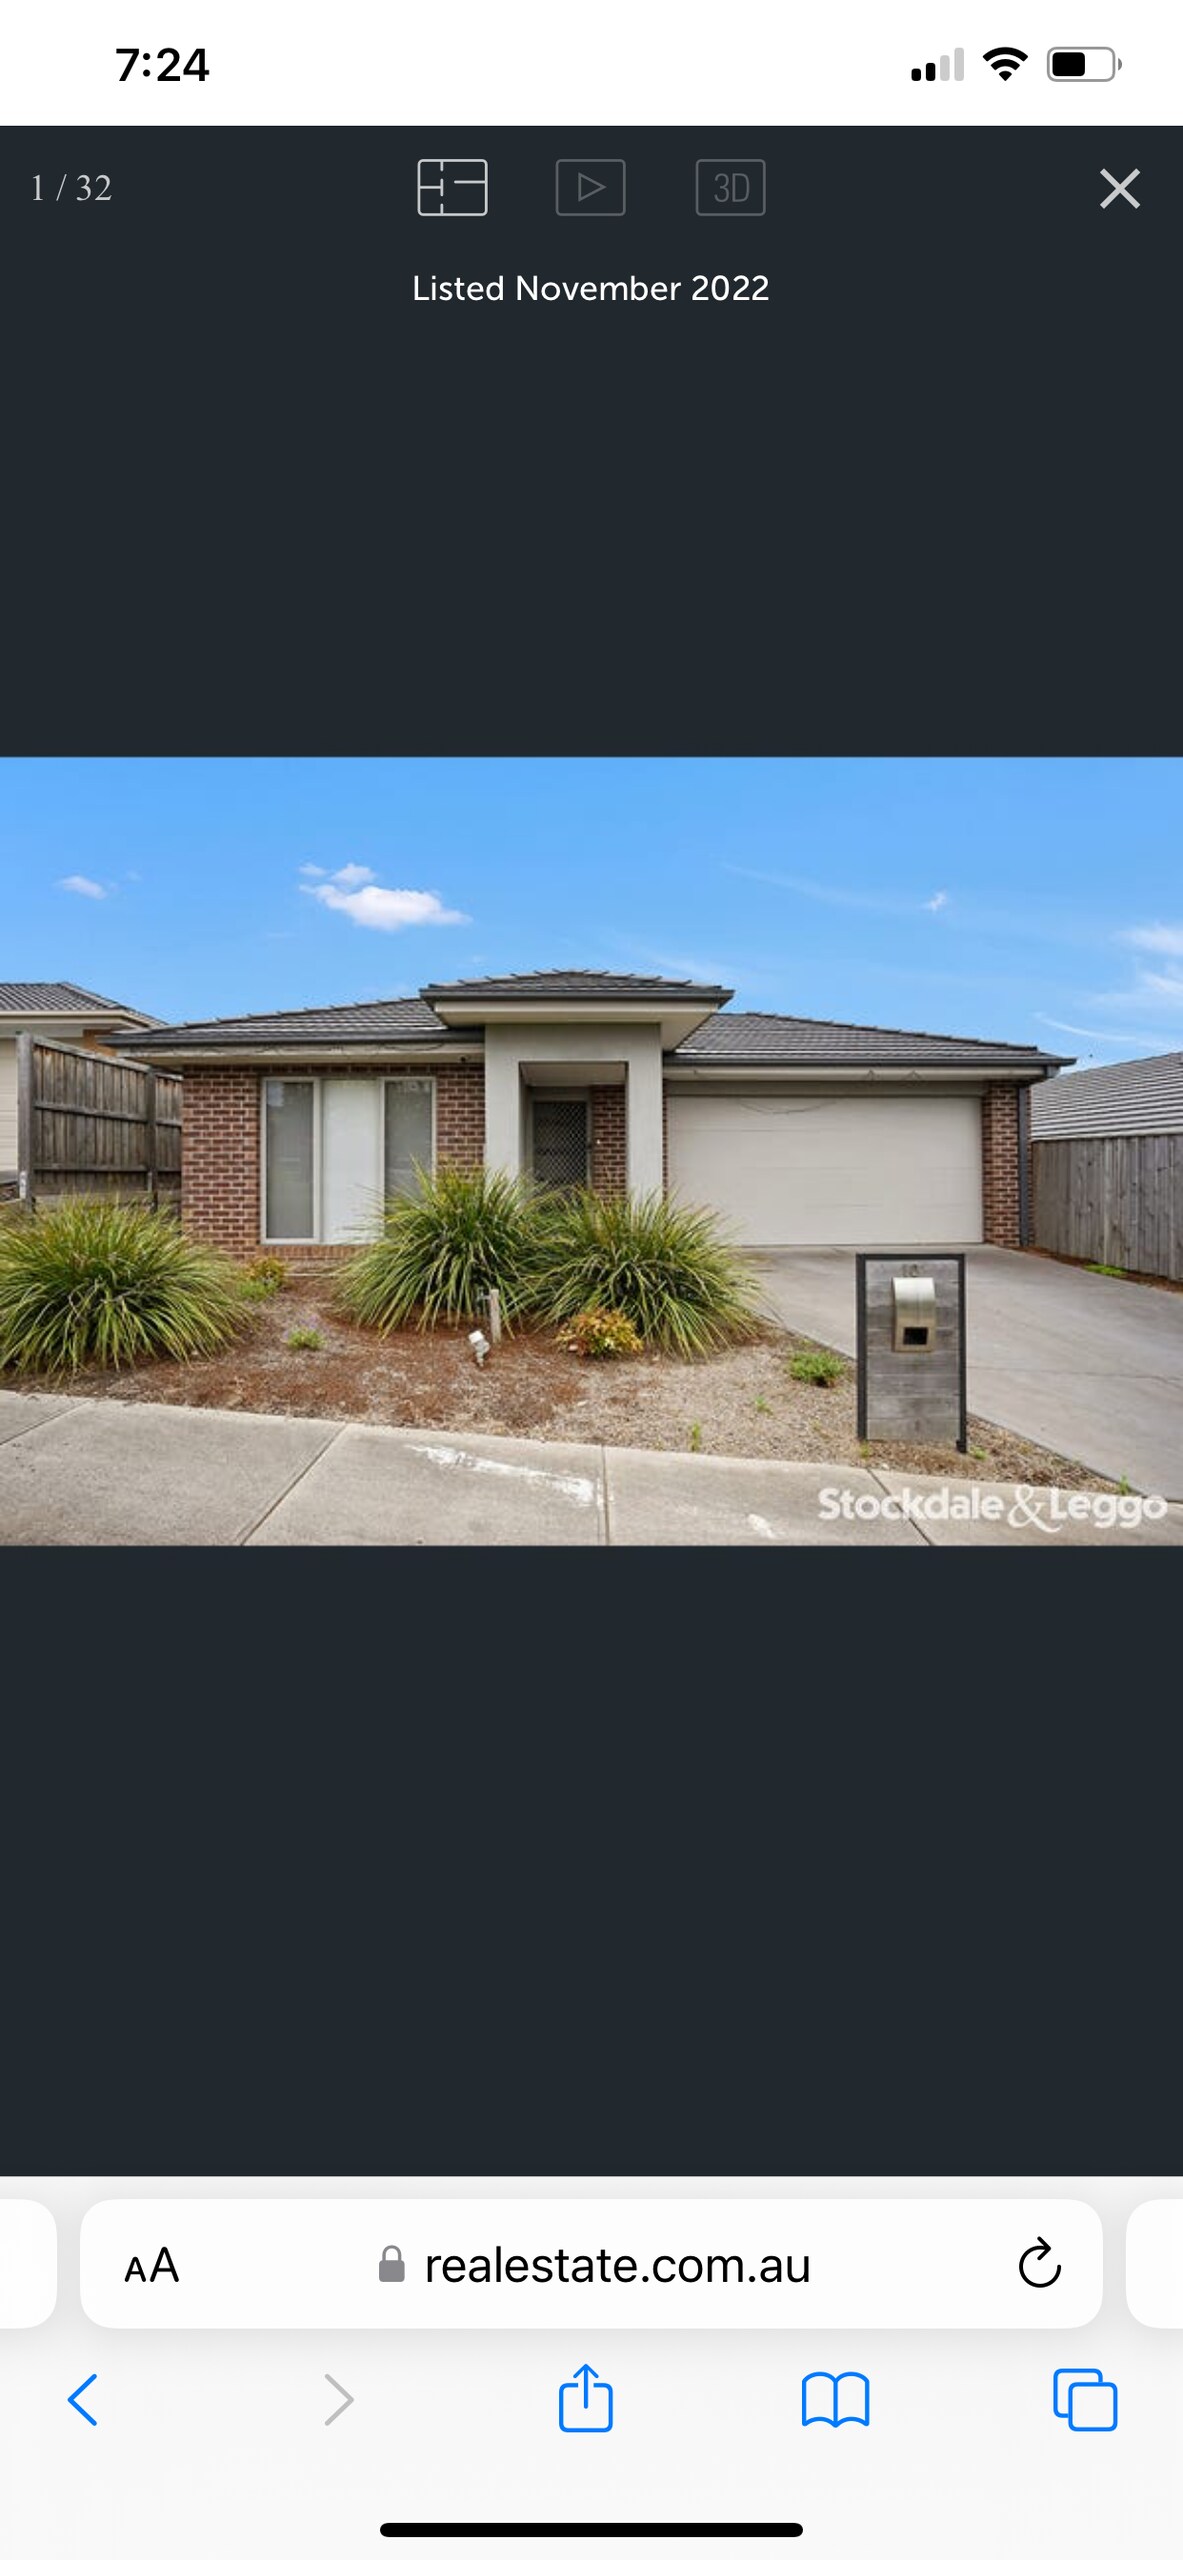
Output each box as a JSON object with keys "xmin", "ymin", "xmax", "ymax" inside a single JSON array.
[{"xmin": 68, "ymin": 2373, "xmax": 98, "ymax": 2426}]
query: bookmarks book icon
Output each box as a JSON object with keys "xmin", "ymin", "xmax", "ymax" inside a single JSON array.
[{"xmin": 802, "ymin": 2370, "xmax": 870, "ymax": 2426}]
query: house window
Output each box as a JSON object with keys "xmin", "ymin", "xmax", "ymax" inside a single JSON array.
[
  {"xmin": 384, "ymin": 1078, "xmax": 434, "ymax": 1200},
  {"xmin": 263, "ymin": 1080, "xmax": 315, "ymax": 1240}
]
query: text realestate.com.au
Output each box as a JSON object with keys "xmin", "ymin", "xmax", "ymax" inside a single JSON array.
[{"xmin": 424, "ymin": 2247, "xmax": 810, "ymax": 2286}]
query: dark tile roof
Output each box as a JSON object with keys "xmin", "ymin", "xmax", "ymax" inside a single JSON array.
[
  {"xmin": 123, "ymin": 996, "xmax": 475, "ymax": 1053},
  {"xmin": 420, "ymin": 970, "xmax": 733, "ymax": 1003},
  {"xmin": 1031, "ymin": 1050, "xmax": 1183, "ymax": 1138},
  {"xmin": 0, "ymin": 980, "xmax": 155, "ymax": 1020},
  {"xmin": 118, "ymin": 982, "xmax": 1068, "ymax": 1076},
  {"xmin": 669, "ymin": 1011, "xmax": 1069, "ymax": 1070}
]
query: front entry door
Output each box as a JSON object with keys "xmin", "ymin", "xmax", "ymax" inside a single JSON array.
[{"xmin": 531, "ymin": 1096, "xmax": 589, "ymax": 1189}]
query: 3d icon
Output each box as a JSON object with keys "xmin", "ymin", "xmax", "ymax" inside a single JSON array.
[
  {"xmin": 801, "ymin": 2370, "xmax": 870, "ymax": 2427},
  {"xmin": 1053, "ymin": 2368, "xmax": 1118, "ymax": 2431},
  {"xmin": 559, "ymin": 2362, "xmax": 614, "ymax": 2432}
]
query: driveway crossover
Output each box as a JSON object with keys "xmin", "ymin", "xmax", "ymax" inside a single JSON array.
[{"xmin": 755, "ymin": 1246, "xmax": 1183, "ymax": 1498}]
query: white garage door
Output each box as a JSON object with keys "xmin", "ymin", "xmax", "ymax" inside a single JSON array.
[{"xmin": 667, "ymin": 1092, "xmax": 983, "ymax": 1246}]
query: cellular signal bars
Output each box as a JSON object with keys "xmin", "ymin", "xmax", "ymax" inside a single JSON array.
[{"xmin": 911, "ymin": 50, "xmax": 965, "ymax": 79}]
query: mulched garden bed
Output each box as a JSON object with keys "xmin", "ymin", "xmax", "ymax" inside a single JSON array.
[{"xmin": 2, "ymin": 1268, "xmax": 1106, "ymax": 1486}]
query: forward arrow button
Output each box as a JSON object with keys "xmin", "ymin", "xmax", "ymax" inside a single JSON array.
[{"xmin": 324, "ymin": 2374, "xmax": 354, "ymax": 2426}]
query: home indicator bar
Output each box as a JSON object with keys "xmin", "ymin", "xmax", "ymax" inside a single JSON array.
[{"xmin": 378, "ymin": 2530, "xmax": 805, "ymax": 2545}]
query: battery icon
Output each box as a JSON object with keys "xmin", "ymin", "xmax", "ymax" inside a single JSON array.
[{"xmin": 1047, "ymin": 46, "xmax": 1120, "ymax": 77}]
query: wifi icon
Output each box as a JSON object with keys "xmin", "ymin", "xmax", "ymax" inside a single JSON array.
[{"xmin": 984, "ymin": 43, "xmax": 1028, "ymax": 77}]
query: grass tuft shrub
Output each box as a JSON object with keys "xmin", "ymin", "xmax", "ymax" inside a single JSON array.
[
  {"xmin": 531, "ymin": 1189, "xmax": 759, "ymax": 1358},
  {"xmin": 336, "ymin": 1165, "xmax": 537, "ymax": 1334},
  {"xmin": 0, "ymin": 1200, "xmax": 247, "ymax": 1375}
]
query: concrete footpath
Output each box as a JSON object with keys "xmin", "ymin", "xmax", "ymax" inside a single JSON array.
[{"xmin": 1, "ymin": 1390, "xmax": 1181, "ymax": 1547}]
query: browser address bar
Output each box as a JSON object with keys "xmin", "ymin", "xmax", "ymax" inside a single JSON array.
[{"xmin": 79, "ymin": 2199, "xmax": 1103, "ymax": 2328}]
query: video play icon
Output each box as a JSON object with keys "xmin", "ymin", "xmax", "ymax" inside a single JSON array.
[{"xmin": 555, "ymin": 159, "xmax": 626, "ymax": 215}]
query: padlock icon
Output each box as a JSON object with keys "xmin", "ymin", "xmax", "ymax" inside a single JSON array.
[{"xmin": 379, "ymin": 2244, "xmax": 406, "ymax": 2284}]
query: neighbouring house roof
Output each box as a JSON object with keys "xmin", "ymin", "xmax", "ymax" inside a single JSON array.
[
  {"xmin": 119, "ymin": 976, "xmax": 1070, "ymax": 1077},
  {"xmin": 671, "ymin": 1011, "xmax": 1069, "ymax": 1073},
  {"xmin": 1031, "ymin": 1050, "xmax": 1183, "ymax": 1139},
  {"xmin": 0, "ymin": 980, "xmax": 159, "ymax": 1024}
]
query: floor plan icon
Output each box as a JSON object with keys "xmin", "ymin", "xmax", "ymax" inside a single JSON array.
[
  {"xmin": 801, "ymin": 2370, "xmax": 870, "ymax": 2427},
  {"xmin": 417, "ymin": 159, "xmax": 489, "ymax": 217}
]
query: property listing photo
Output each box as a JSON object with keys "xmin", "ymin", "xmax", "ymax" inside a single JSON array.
[{"xmin": 0, "ymin": 756, "xmax": 1180, "ymax": 1547}]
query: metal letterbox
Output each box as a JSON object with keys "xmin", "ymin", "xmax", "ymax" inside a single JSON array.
[{"xmin": 892, "ymin": 1273, "xmax": 937, "ymax": 1352}]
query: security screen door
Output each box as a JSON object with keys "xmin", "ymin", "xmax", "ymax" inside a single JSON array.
[{"xmin": 531, "ymin": 1096, "xmax": 589, "ymax": 1188}]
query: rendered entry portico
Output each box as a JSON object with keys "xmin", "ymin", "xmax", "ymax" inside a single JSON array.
[
  {"xmin": 418, "ymin": 974, "xmax": 729, "ymax": 1196},
  {"xmin": 120, "ymin": 970, "xmax": 1068, "ymax": 1256}
]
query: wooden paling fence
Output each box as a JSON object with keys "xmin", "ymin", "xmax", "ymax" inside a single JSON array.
[
  {"xmin": 1032, "ymin": 1133, "xmax": 1183, "ymax": 1282},
  {"xmin": 16, "ymin": 1034, "xmax": 182, "ymax": 1209}
]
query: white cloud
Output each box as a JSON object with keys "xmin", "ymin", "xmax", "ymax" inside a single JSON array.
[
  {"xmin": 301, "ymin": 874, "xmax": 470, "ymax": 934},
  {"xmin": 1064, "ymin": 924, "xmax": 1183, "ymax": 1024},
  {"xmin": 1036, "ymin": 1015, "xmax": 1177, "ymax": 1052},
  {"xmin": 729, "ymin": 866, "xmax": 953, "ymax": 923},
  {"xmin": 59, "ymin": 874, "xmax": 106, "ymax": 901},
  {"xmin": 299, "ymin": 861, "xmax": 376, "ymax": 886},
  {"xmin": 1088, "ymin": 966, "xmax": 1183, "ymax": 1016},
  {"xmin": 727, "ymin": 865, "xmax": 894, "ymax": 913},
  {"xmin": 1119, "ymin": 922, "xmax": 1183, "ymax": 958}
]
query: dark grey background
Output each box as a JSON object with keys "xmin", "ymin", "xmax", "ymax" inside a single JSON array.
[
  {"xmin": 4, "ymin": 126, "xmax": 1176, "ymax": 752},
  {"xmin": 1, "ymin": 124, "xmax": 1176, "ymax": 2172}
]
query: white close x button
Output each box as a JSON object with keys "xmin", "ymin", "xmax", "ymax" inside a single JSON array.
[{"xmin": 1100, "ymin": 166, "xmax": 1140, "ymax": 208}]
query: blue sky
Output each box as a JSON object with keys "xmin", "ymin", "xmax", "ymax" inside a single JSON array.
[{"xmin": 2, "ymin": 757, "xmax": 1181, "ymax": 1065}]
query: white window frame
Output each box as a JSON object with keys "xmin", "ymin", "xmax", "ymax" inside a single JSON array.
[
  {"xmin": 260, "ymin": 1075, "xmax": 321, "ymax": 1245},
  {"xmin": 383, "ymin": 1074, "xmax": 437, "ymax": 1198}
]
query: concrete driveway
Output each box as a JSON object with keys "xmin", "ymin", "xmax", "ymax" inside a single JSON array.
[{"xmin": 755, "ymin": 1247, "xmax": 1183, "ymax": 1497}]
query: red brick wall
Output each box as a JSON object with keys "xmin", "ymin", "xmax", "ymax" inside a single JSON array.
[
  {"xmin": 589, "ymin": 1085, "xmax": 627, "ymax": 1195},
  {"xmin": 181, "ymin": 1059, "xmax": 486, "ymax": 1255},
  {"xmin": 182, "ymin": 1065, "xmax": 261, "ymax": 1255},
  {"xmin": 435, "ymin": 1059, "xmax": 485, "ymax": 1169},
  {"xmin": 981, "ymin": 1082, "xmax": 1022, "ymax": 1246}
]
